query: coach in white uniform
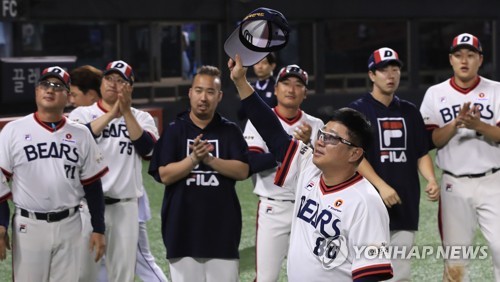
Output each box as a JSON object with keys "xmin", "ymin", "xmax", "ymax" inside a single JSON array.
[
  {"xmin": 244, "ymin": 64, "xmax": 323, "ymax": 281},
  {"xmin": 69, "ymin": 60, "xmax": 159, "ymax": 282},
  {"xmin": 0, "ymin": 67, "xmax": 108, "ymax": 281},
  {"xmin": 420, "ymin": 33, "xmax": 500, "ymax": 281}
]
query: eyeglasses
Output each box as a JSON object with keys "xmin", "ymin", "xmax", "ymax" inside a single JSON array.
[
  {"xmin": 317, "ymin": 128, "xmax": 358, "ymax": 147},
  {"xmin": 38, "ymin": 80, "xmax": 68, "ymax": 92},
  {"xmin": 103, "ymin": 75, "xmax": 129, "ymax": 86}
]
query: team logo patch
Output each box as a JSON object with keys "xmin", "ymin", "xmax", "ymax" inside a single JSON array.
[
  {"xmin": 19, "ymin": 224, "xmax": 27, "ymax": 233},
  {"xmin": 477, "ymin": 92, "xmax": 488, "ymax": 101},
  {"xmin": 305, "ymin": 181, "xmax": 315, "ymax": 191},
  {"xmin": 24, "ymin": 134, "xmax": 32, "ymax": 141},
  {"xmin": 266, "ymin": 206, "xmax": 273, "ymax": 214},
  {"xmin": 445, "ymin": 183, "xmax": 453, "ymax": 192},
  {"xmin": 62, "ymin": 133, "xmax": 76, "ymax": 144},
  {"xmin": 334, "ymin": 199, "xmax": 343, "ymax": 208}
]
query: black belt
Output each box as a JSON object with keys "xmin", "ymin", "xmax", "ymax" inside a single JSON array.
[
  {"xmin": 104, "ymin": 197, "xmax": 134, "ymax": 205},
  {"xmin": 19, "ymin": 206, "xmax": 79, "ymax": 223},
  {"xmin": 266, "ymin": 197, "xmax": 295, "ymax": 203},
  {"xmin": 443, "ymin": 167, "xmax": 500, "ymax": 179}
]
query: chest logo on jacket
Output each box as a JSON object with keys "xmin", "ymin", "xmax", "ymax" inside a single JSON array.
[
  {"xmin": 377, "ymin": 117, "xmax": 407, "ymax": 163},
  {"xmin": 185, "ymin": 138, "xmax": 220, "ymax": 187}
]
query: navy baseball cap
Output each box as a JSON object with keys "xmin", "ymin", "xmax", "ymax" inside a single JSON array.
[
  {"xmin": 450, "ymin": 33, "xmax": 483, "ymax": 54},
  {"xmin": 39, "ymin": 66, "xmax": 71, "ymax": 90},
  {"xmin": 277, "ymin": 64, "xmax": 308, "ymax": 86},
  {"xmin": 103, "ymin": 60, "xmax": 135, "ymax": 85},
  {"xmin": 368, "ymin": 47, "xmax": 403, "ymax": 71},
  {"xmin": 224, "ymin": 7, "xmax": 289, "ymax": 67}
]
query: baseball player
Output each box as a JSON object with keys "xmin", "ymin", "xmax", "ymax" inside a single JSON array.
[
  {"xmin": 348, "ymin": 47, "xmax": 439, "ymax": 281},
  {"xmin": 230, "ymin": 55, "xmax": 393, "ymax": 281},
  {"xmin": 0, "ymin": 67, "xmax": 108, "ymax": 281},
  {"xmin": 69, "ymin": 60, "xmax": 159, "ymax": 282},
  {"xmin": 420, "ymin": 33, "xmax": 500, "ymax": 281},
  {"xmin": 238, "ymin": 53, "xmax": 278, "ymax": 123},
  {"xmin": 244, "ymin": 64, "xmax": 324, "ymax": 281},
  {"xmin": 148, "ymin": 65, "xmax": 249, "ymax": 282},
  {"xmin": 68, "ymin": 65, "xmax": 102, "ymax": 109},
  {"xmin": 69, "ymin": 65, "xmax": 167, "ymax": 282}
]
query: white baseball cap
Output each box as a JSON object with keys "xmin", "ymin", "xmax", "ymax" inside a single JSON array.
[{"xmin": 224, "ymin": 7, "xmax": 289, "ymax": 67}]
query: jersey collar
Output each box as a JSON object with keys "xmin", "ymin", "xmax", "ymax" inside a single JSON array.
[
  {"xmin": 273, "ymin": 107, "xmax": 303, "ymax": 125},
  {"xmin": 34, "ymin": 112, "xmax": 66, "ymax": 132},
  {"xmin": 449, "ymin": 76, "xmax": 481, "ymax": 94},
  {"xmin": 319, "ymin": 172, "xmax": 363, "ymax": 195}
]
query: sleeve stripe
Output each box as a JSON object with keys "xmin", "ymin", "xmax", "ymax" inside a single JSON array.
[
  {"xmin": 81, "ymin": 167, "xmax": 109, "ymax": 186},
  {"xmin": 425, "ymin": 124, "xmax": 439, "ymax": 131},
  {"xmin": 0, "ymin": 192, "xmax": 12, "ymax": 203},
  {"xmin": 352, "ymin": 263, "xmax": 393, "ymax": 280},
  {"xmin": 1, "ymin": 168, "xmax": 12, "ymax": 179},
  {"xmin": 274, "ymin": 140, "xmax": 299, "ymax": 187},
  {"xmin": 249, "ymin": 146, "xmax": 265, "ymax": 153},
  {"xmin": 146, "ymin": 131, "xmax": 158, "ymax": 142}
]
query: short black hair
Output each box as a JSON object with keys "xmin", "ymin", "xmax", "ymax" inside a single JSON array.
[
  {"xmin": 70, "ymin": 65, "xmax": 103, "ymax": 97},
  {"xmin": 329, "ymin": 107, "xmax": 372, "ymax": 152},
  {"xmin": 265, "ymin": 52, "xmax": 277, "ymax": 65}
]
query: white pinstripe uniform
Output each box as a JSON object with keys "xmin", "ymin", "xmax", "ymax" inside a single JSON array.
[
  {"xmin": 244, "ymin": 109, "xmax": 323, "ymax": 281},
  {"xmin": 420, "ymin": 75, "xmax": 500, "ymax": 280},
  {"xmin": 0, "ymin": 114, "xmax": 107, "ymax": 281},
  {"xmin": 69, "ymin": 101, "xmax": 159, "ymax": 282},
  {"xmin": 274, "ymin": 140, "xmax": 392, "ymax": 281}
]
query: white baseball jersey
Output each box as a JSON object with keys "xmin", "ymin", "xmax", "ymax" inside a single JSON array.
[
  {"xmin": 69, "ymin": 102, "xmax": 159, "ymax": 198},
  {"xmin": 275, "ymin": 140, "xmax": 392, "ymax": 281},
  {"xmin": 420, "ymin": 76, "xmax": 500, "ymax": 174},
  {"xmin": 0, "ymin": 114, "xmax": 108, "ymax": 211},
  {"xmin": 244, "ymin": 109, "xmax": 324, "ymax": 200}
]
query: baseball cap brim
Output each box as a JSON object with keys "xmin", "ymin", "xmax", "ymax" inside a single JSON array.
[
  {"xmin": 224, "ymin": 25, "xmax": 269, "ymax": 67},
  {"xmin": 371, "ymin": 59, "xmax": 403, "ymax": 70},
  {"xmin": 450, "ymin": 44, "xmax": 482, "ymax": 54},
  {"xmin": 278, "ymin": 73, "xmax": 307, "ymax": 86},
  {"xmin": 103, "ymin": 69, "xmax": 131, "ymax": 82}
]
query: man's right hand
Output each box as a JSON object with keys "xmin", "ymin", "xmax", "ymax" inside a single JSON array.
[
  {"xmin": 377, "ymin": 184, "xmax": 402, "ymax": 208},
  {"xmin": 89, "ymin": 232, "xmax": 106, "ymax": 262}
]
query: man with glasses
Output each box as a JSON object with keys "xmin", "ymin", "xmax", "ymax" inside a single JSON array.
[
  {"xmin": 348, "ymin": 47, "xmax": 439, "ymax": 281},
  {"xmin": 69, "ymin": 60, "xmax": 159, "ymax": 282},
  {"xmin": 243, "ymin": 64, "xmax": 323, "ymax": 282},
  {"xmin": 229, "ymin": 55, "xmax": 393, "ymax": 281},
  {"xmin": 0, "ymin": 66, "xmax": 108, "ymax": 281}
]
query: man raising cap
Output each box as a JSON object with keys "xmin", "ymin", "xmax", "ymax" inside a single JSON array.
[{"xmin": 244, "ymin": 63, "xmax": 324, "ymax": 282}]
